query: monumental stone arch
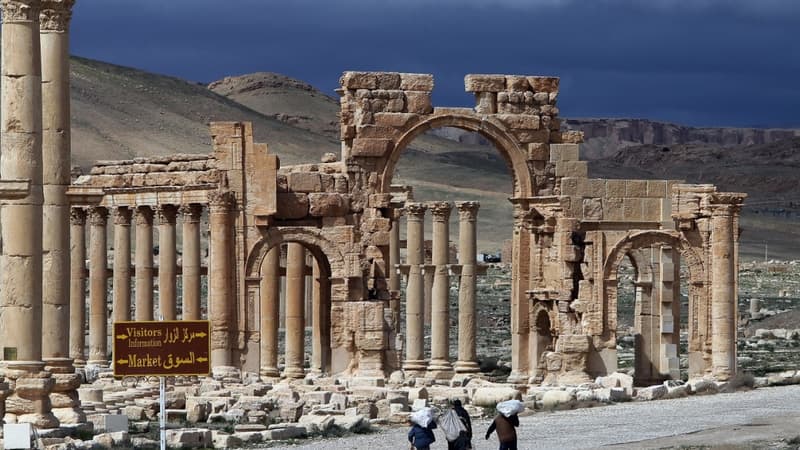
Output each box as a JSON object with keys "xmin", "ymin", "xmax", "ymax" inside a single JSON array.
[
  {"xmin": 57, "ymin": 72, "xmax": 747, "ymax": 386},
  {"xmin": 1, "ymin": 36, "xmax": 753, "ymax": 426},
  {"xmin": 601, "ymin": 230, "xmax": 707, "ymax": 385}
]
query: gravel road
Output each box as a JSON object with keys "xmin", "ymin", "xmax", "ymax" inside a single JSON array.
[{"xmin": 270, "ymin": 385, "xmax": 800, "ymax": 449}]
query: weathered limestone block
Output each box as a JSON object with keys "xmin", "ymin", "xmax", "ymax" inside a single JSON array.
[
  {"xmin": 341, "ymin": 72, "xmax": 378, "ymax": 90},
  {"xmin": 374, "ymin": 112, "xmax": 418, "ymax": 128},
  {"xmin": 352, "ymin": 138, "xmax": 392, "ymax": 157},
  {"xmin": 287, "ymin": 172, "xmax": 321, "ymax": 192},
  {"xmin": 550, "ymin": 144, "xmax": 579, "ymax": 162},
  {"xmin": 495, "ymin": 114, "xmax": 540, "ymax": 130},
  {"xmin": 555, "ymin": 161, "xmax": 588, "ymax": 178},
  {"xmin": 375, "ymin": 72, "xmax": 401, "ymax": 89},
  {"xmin": 601, "ymin": 197, "xmax": 623, "ymax": 221},
  {"xmin": 541, "ymin": 390, "xmax": 575, "ymax": 410},
  {"xmin": 93, "ymin": 431, "xmax": 132, "ymax": 450},
  {"xmin": 400, "ymin": 73, "xmax": 434, "ymax": 91},
  {"xmin": 276, "ymin": 193, "xmax": 309, "ymax": 219},
  {"xmin": 514, "ymin": 129, "xmax": 550, "ymax": 144},
  {"xmin": 626, "ymin": 180, "xmax": 648, "ymax": 197},
  {"xmin": 299, "ymin": 414, "xmax": 335, "ymax": 434},
  {"xmin": 623, "ymin": 198, "xmax": 644, "ymax": 221},
  {"xmin": 528, "ymin": 76, "xmax": 560, "ymax": 93},
  {"xmin": 635, "ymin": 384, "xmax": 667, "ymax": 401},
  {"xmin": 333, "ymin": 414, "xmax": 369, "ymax": 433},
  {"xmin": 505, "ymin": 75, "xmax": 530, "ymax": 92},
  {"xmin": 166, "ymin": 428, "xmax": 212, "ymax": 449},
  {"xmin": 308, "ymin": 193, "xmax": 349, "ymax": 217},
  {"xmin": 528, "ymin": 142, "xmax": 549, "ymax": 160},
  {"xmin": 471, "ymin": 387, "xmax": 521, "ymax": 407},
  {"xmin": 278, "ymin": 401, "xmax": 305, "ymax": 422},
  {"xmin": 583, "ymin": 198, "xmax": 603, "ymax": 220},
  {"xmin": 404, "ymin": 91, "xmax": 432, "ymax": 114},
  {"xmin": 464, "ymin": 74, "xmax": 506, "ymax": 92},
  {"xmin": 596, "ymin": 372, "xmax": 634, "ymax": 392}
]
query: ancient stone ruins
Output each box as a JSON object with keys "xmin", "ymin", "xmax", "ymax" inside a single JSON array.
[{"xmin": 0, "ymin": 0, "xmax": 747, "ymax": 441}]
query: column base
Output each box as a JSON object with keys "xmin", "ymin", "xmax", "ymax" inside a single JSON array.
[
  {"xmin": 402, "ymin": 359, "xmax": 428, "ymax": 375},
  {"xmin": 282, "ymin": 367, "xmax": 306, "ymax": 379},
  {"xmin": 260, "ymin": 367, "xmax": 280, "ymax": 378},
  {"xmin": 427, "ymin": 359, "xmax": 454, "ymax": 380},
  {"xmin": 506, "ymin": 370, "xmax": 530, "ymax": 384},
  {"xmin": 3, "ymin": 362, "xmax": 60, "ymax": 429},
  {"xmin": 454, "ymin": 360, "xmax": 481, "ymax": 374},
  {"xmin": 86, "ymin": 360, "xmax": 109, "ymax": 368}
]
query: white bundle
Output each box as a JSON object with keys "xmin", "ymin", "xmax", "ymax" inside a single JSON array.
[
  {"xmin": 496, "ymin": 399, "xmax": 525, "ymax": 417},
  {"xmin": 410, "ymin": 406, "xmax": 435, "ymax": 428}
]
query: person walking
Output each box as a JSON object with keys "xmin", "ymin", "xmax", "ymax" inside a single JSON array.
[
  {"xmin": 408, "ymin": 418, "xmax": 437, "ymax": 450},
  {"xmin": 448, "ymin": 399, "xmax": 472, "ymax": 450},
  {"xmin": 485, "ymin": 412, "xmax": 519, "ymax": 450}
]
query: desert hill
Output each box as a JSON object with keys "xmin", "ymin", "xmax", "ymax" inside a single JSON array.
[
  {"xmin": 27, "ymin": 57, "xmax": 799, "ymax": 258},
  {"xmin": 69, "ymin": 57, "xmax": 339, "ymax": 168}
]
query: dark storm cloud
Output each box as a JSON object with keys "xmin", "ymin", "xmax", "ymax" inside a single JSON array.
[{"xmin": 70, "ymin": 0, "xmax": 799, "ymax": 127}]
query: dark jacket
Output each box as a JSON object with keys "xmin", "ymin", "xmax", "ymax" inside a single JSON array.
[
  {"xmin": 408, "ymin": 421, "xmax": 437, "ymax": 448},
  {"xmin": 454, "ymin": 404, "xmax": 472, "ymax": 439},
  {"xmin": 486, "ymin": 414, "xmax": 519, "ymax": 444}
]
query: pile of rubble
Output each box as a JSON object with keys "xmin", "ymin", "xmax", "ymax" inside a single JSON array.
[{"xmin": 13, "ymin": 365, "xmax": 800, "ymax": 450}]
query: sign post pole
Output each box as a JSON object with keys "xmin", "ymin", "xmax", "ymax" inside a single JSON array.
[
  {"xmin": 111, "ymin": 319, "xmax": 210, "ymax": 450},
  {"xmin": 160, "ymin": 376, "xmax": 166, "ymax": 450}
]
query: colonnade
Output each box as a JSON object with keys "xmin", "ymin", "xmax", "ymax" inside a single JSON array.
[
  {"xmin": 67, "ymin": 203, "xmax": 208, "ymax": 367},
  {"xmin": 0, "ymin": 0, "xmax": 76, "ymax": 428},
  {"xmin": 400, "ymin": 201, "xmax": 481, "ymax": 378},
  {"xmin": 259, "ymin": 243, "xmax": 331, "ymax": 379}
]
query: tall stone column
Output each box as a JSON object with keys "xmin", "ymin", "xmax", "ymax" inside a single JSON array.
[
  {"xmin": 284, "ymin": 242, "xmax": 306, "ymax": 378},
  {"xmin": 455, "ymin": 201, "xmax": 481, "ymax": 373},
  {"xmin": 259, "ymin": 246, "xmax": 280, "ymax": 377},
  {"xmin": 428, "ymin": 201, "xmax": 453, "ymax": 378},
  {"xmin": 40, "ymin": 0, "xmax": 74, "ymax": 364},
  {"xmin": 87, "ymin": 207, "xmax": 108, "ymax": 367},
  {"xmin": 180, "ymin": 204, "xmax": 202, "ymax": 320},
  {"xmin": 711, "ymin": 204, "xmax": 736, "ymax": 380},
  {"xmin": 112, "ymin": 206, "xmax": 132, "ymax": 323},
  {"xmin": 310, "ymin": 256, "xmax": 330, "ymax": 375},
  {"xmin": 134, "ymin": 206, "xmax": 154, "ymax": 321},
  {"xmin": 0, "ymin": 0, "xmax": 58, "ymax": 429},
  {"xmin": 508, "ymin": 202, "xmax": 532, "ymax": 382},
  {"xmin": 389, "ymin": 210, "xmax": 401, "ymax": 292},
  {"xmin": 402, "ymin": 203, "xmax": 427, "ymax": 373},
  {"xmin": 69, "ymin": 207, "xmax": 87, "ymax": 366},
  {"xmin": 208, "ymin": 192, "xmax": 233, "ymax": 367},
  {"xmin": 40, "ymin": 2, "xmax": 76, "ymax": 423},
  {"xmin": 157, "ymin": 204, "xmax": 177, "ymax": 320}
]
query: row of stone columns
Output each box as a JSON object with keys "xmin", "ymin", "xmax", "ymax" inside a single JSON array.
[
  {"xmin": 68, "ymin": 203, "xmax": 206, "ymax": 366},
  {"xmin": 0, "ymin": 0, "xmax": 76, "ymax": 428},
  {"xmin": 259, "ymin": 244, "xmax": 331, "ymax": 379},
  {"xmin": 400, "ymin": 201, "xmax": 480, "ymax": 378}
]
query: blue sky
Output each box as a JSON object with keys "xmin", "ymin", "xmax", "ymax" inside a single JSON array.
[{"xmin": 70, "ymin": 0, "xmax": 799, "ymax": 127}]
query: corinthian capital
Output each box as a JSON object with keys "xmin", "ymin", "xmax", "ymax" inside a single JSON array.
[
  {"xmin": 39, "ymin": 0, "xmax": 73, "ymax": 32},
  {"xmin": 456, "ymin": 201, "xmax": 480, "ymax": 222},
  {"xmin": 70, "ymin": 207, "xmax": 86, "ymax": 226},
  {"xmin": 404, "ymin": 202, "xmax": 427, "ymax": 221},
  {"xmin": 88, "ymin": 207, "xmax": 108, "ymax": 227},
  {"xmin": 426, "ymin": 201, "xmax": 452, "ymax": 222},
  {"xmin": 1, "ymin": 0, "xmax": 40, "ymax": 23}
]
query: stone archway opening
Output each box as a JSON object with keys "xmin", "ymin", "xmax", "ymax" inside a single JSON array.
[
  {"xmin": 532, "ymin": 307, "xmax": 554, "ymax": 382},
  {"xmin": 255, "ymin": 240, "xmax": 333, "ymax": 379},
  {"xmin": 389, "ymin": 123, "xmax": 517, "ymax": 378}
]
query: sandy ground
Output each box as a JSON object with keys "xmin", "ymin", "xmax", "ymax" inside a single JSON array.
[{"xmin": 263, "ymin": 385, "xmax": 800, "ymax": 450}]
